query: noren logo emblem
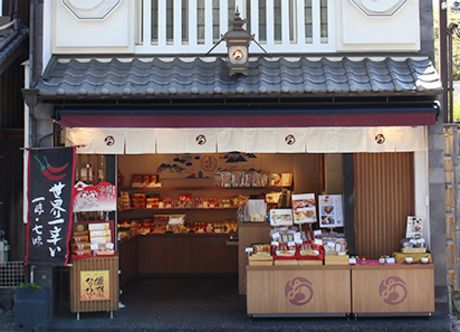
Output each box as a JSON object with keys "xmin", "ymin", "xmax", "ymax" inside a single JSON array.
[
  {"xmin": 285, "ymin": 135, "xmax": 296, "ymax": 145},
  {"xmin": 104, "ymin": 136, "xmax": 115, "ymax": 146},
  {"xmin": 284, "ymin": 277, "xmax": 314, "ymax": 306},
  {"xmin": 196, "ymin": 135, "xmax": 207, "ymax": 145},
  {"xmin": 375, "ymin": 134, "xmax": 386, "ymax": 145},
  {"xmin": 379, "ymin": 276, "xmax": 408, "ymax": 305}
]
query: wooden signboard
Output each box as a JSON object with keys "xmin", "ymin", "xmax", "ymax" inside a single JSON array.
[
  {"xmin": 80, "ymin": 270, "xmax": 110, "ymax": 302},
  {"xmin": 351, "ymin": 264, "xmax": 435, "ymax": 314},
  {"xmin": 246, "ymin": 266, "xmax": 351, "ymax": 315},
  {"xmin": 70, "ymin": 256, "xmax": 119, "ymax": 314}
]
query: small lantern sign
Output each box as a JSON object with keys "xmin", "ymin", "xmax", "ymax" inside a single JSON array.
[{"xmin": 223, "ymin": 10, "xmax": 253, "ymax": 76}]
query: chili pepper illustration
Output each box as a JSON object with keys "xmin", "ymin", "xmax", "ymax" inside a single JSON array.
[
  {"xmin": 34, "ymin": 155, "xmax": 67, "ymax": 181},
  {"xmin": 43, "ymin": 156, "xmax": 69, "ymax": 174}
]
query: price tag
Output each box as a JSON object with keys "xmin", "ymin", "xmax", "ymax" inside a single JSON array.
[
  {"xmin": 313, "ymin": 230, "xmax": 322, "ymax": 236},
  {"xmin": 314, "ymin": 239, "xmax": 323, "ymax": 246},
  {"xmin": 272, "ymin": 232, "xmax": 281, "ymax": 240},
  {"xmin": 288, "ymin": 241, "xmax": 296, "ymax": 247},
  {"xmin": 294, "ymin": 232, "xmax": 302, "ymax": 243},
  {"xmin": 271, "ymin": 241, "xmax": 279, "ymax": 247},
  {"xmin": 90, "ymin": 243, "xmax": 99, "ymax": 250},
  {"xmin": 106, "ymin": 243, "xmax": 114, "ymax": 250},
  {"xmin": 245, "ymin": 247, "xmax": 253, "ymax": 254}
]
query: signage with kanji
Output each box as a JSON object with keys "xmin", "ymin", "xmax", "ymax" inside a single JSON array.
[
  {"xmin": 26, "ymin": 147, "xmax": 76, "ymax": 266},
  {"xmin": 80, "ymin": 270, "xmax": 110, "ymax": 302}
]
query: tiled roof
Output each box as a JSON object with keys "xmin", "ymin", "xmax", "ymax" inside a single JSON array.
[
  {"xmin": 0, "ymin": 24, "xmax": 28, "ymax": 66},
  {"xmin": 36, "ymin": 56, "xmax": 442, "ymax": 98}
]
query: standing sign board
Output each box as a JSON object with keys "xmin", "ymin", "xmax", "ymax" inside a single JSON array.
[
  {"xmin": 26, "ymin": 147, "xmax": 76, "ymax": 266},
  {"xmin": 318, "ymin": 195, "xmax": 344, "ymax": 228}
]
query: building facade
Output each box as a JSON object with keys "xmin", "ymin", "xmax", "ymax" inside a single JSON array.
[{"xmin": 24, "ymin": 0, "xmax": 447, "ymax": 319}]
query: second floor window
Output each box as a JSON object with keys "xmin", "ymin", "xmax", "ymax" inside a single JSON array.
[{"xmin": 136, "ymin": 0, "xmax": 330, "ymax": 49}]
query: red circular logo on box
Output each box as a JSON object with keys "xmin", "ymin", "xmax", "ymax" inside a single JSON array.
[
  {"xmin": 379, "ymin": 276, "xmax": 408, "ymax": 305},
  {"xmin": 285, "ymin": 277, "xmax": 313, "ymax": 306}
]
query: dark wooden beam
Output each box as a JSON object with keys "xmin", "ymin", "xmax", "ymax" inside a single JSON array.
[{"xmin": 343, "ymin": 154, "xmax": 355, "ymax": 256}]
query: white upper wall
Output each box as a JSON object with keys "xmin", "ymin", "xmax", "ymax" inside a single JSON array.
[
  {"xmin": 337, "ymin": 0, "xmax": 420, "ymax": 52},
  {"xmin": 52, "ymin": 0, "xmax": 135, "ymax": 53},
  {"xmin": 48, "ymin": 0, "xmax": 422, "ymax": 58}
]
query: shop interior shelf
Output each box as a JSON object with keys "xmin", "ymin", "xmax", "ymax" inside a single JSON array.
[
  {"xmin": 118, "ymin": 207, "xmax": 240, "ymax": 213},
  {"xmin": 119, "ymin": 186, "xmax": 292, "ymax": 192}
]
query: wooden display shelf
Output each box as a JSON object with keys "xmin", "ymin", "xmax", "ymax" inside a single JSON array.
[
  {"xmin": 246, "ymin": 265, "xmax": 351, "ymax": 316},
  {"xmin": 118, "ymin": 206, "xmax": 239, "ymax": 213},
  {"xmin": 119, "ymin": 186, "xmax": 292, "ymax": 192},
  {"xmin": 351, "ymin": 264, "xmax": 435, "ymax": 315}
]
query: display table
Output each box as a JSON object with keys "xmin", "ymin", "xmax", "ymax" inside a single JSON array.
[
  {"xmin": 351, "ymin": 264, "xmax": 434, "ymax": 316},
  {"xmin": 246, "ymin": 265, "xmax": 351, "ymax": 316}
]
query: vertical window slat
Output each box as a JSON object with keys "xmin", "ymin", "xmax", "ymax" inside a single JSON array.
[
  {"xmin": 305, "ymin": 0, "xmax": 312, "ymax": 44},
  {"xmin": 250, "ymin": 0, "xmax": 259, "ymax": 40},
  {"xmin": 288, "ymin": 0, "xmax": 296, "ymax": 43},
  {"xmin": 246, "ymin": 0, "xmax": 251, "ymax": 34},
  {"xmin": 281, "ymin": 0, "xmax": 290, "ymax": 45},
  {"xmin": 149, "ymin": 0, "xmax": 158, "ymax": 45},
  {"xmin": 144, "ymin": 0, "xmax": 153, "ymax": 45},
  {"xmin": 173, "ymin": 0, "xmax": 181, "ymax": 46},
  {"xmin": 205, "ymin": 0, "xmax": 213, "ymax": 45},
  {"xmin": 274, "ymin": 0, "xmax": 281, "ymax": 43},
  {"xmin": 182, "ymin": 0, "xmax": 189, "ymax": 43},
  {"xmin": 228, "ymin": 0, "xmax": 236, "ymax": 30},
  {"xmin": 136, "ymin": 0, "xmax": 144, "ymax": 45},
  {"xmin": 266, "ymin": 0, "xmax": 274, "ymax": 44},
  {"xmin": 312, "ymin": 0, "xmax": 320, "ymax": 45},
  {"xmin": 258, "ymin": 0, "xmax": 267, "ymax": 43},
  {"xmin": 166, "ymin": 0, "xmax": 174, "ymax": 44},
  {"xmin": 296, "ymin": 0, "xmax": 305, "ymax": 46},
  {"xmin": 158, "ymin": 0, "xmax": 167, "ymax": 45},
  {"xmin": 197, "ymin": 0, "xmax": 205, "ymax": 44},
  {"xmin": 212, "ymin": 0, "xmax": 220, "ymax": 42},
  {"xmin": 320, "ymin": 0, "xmax": 328, "ymax": 43},
  {"xmin": 220, "ymin": 0, "xmax": 229, "ymax": 39},
  {"xmin": 189, "ymin": 0, "xmax": 198, "ymax": 45}
]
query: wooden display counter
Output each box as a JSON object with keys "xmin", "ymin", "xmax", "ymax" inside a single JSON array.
[
  {"xmin": 246, "ymin": 265, "xmax": 351, "ymax": 316},
  {"xmin": 70, "ymin": 256, "xmax": 119, "ymax": 319},
  {"xmin": 119, "ymin": 234, "xmax": 238, "ymax": 276},
  {"xmin": 351, "ymin": 264, "xmax": 435, "ymax": 316},
  {"xmin": 119, "ymin": 236, "xmax": 139, "ymax": 287},
  {"xmin": 238, "ymin": 222, "xmax": 271, "ymax": 294}
]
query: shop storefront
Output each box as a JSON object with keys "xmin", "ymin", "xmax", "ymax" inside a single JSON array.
[
  {"xmin": 24, "ymin": 52, "xmax": 443, "ymax": 321},
  {"xmin": 62, "ymin": 123, "xmax": 434, "ymax": 317}
]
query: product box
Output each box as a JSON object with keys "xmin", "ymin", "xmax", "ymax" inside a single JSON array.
[
  {"xmin": 90, "ymin": 235, "xmax": 112, "ymax": 244},
  {"xmin": 324, "ymin": 254, "xmax": 350, "ymax": 265},
  {"xmin": 269, "ymin": 209, "xmax": 293, "ymax": 227},
  {"xmin": 89, "ymin": 229, "xmax": 111, "ymax": 237},
  {"xmin": 88, "ymin": 222, "xmax": 110, "ymax": 231},
  {"xmin": 248, "ymin": 255, "xmax": 273, "ymax": 266}
]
